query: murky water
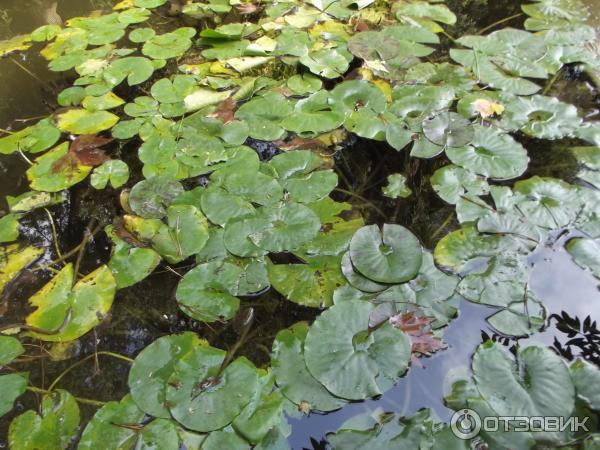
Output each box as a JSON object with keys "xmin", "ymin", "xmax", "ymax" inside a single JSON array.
[{"xmin": 0, "ymin": 1, "xmax": 599, "ymax": 449}]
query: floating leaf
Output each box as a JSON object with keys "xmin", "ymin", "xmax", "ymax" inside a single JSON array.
[
  {"xmin": 430, "ymin": 164, "xmax": 489, "ymax": 204},
  {"xmin": 272, "ymin": 323, "xmax": 346, "ymax": 412},
  {"xmin": 166, "ymin": 346, "xmax": 259, "ymax": 432},
  {"xmin": 0, "ymin": 215, "xmax": 20, "ymax": 243},
  {"xmin": 128, "ymin": 177, "xmax": 184, "ymax": 219},
  {"xmin": 26, "ymin": 143, "xmax": 93, "ymax": 192},
  {"xmin": 129, "ymin": 332, "xmax": 204, "ymax": 418},
  {"xmin": 304, "ymin": 300, "xmax": 411, "ymax": 400},
  {"xmin": 382, "ymin": 173, "xmax": 411, "ymax": 199},
  {"xmin": 422, "ymin": 112, "xmax": 474, "ymax": 147},
  {"xmin": 0, "ymin": 119, "xmax": 61, "ymax": 155},
  {"xmin": 349, "ymin": 224, "xmax": 422, "ymax": 284},
  {"xmin": 0, "ymin": 244, "xmax": 44, "ymax": 294},
  {"xmin": 56, "ymin": 109, "xmax": 119, "ymax": 135},
  {"xmin": 8, "ymin": 390, "xmax": 80, "ymax": 450},
  {"xmin": 91, "ymin": 160, "xmax": 129, "ymax": 189}
]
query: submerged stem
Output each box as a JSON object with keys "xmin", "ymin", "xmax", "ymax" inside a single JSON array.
[
  {"xmin": 27, "ymin": 386, "xmax": 107, "ymax": 407},
  {"xmin": 477, "ymin": 13, "xmax": 523, "ymax": 35}
]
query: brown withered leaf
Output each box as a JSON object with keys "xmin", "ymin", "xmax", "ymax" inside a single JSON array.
[
  {"xmin": 235, "ymin": 2, "xmax": 259, "ymax": 14},
  {"xmin": 390, "ymin": 312, "xmax": 447, "ymax": 359},
  {"xmin": 69, "ymin": 135, "xmax": 112, "ymax": 166},
  {"xmin": 208, "ymin": 98, "xmax": 237, "ymax": 124}
]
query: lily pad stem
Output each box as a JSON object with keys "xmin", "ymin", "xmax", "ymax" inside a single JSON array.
[
  {"xmin": 48, "ymin": 351, "xmax": 133, "ymax": 392},
  {"xmin": 334, "ymin": 188, "xmax": 386, "ymax": 218},
  {"xmin": 33, "ymin": 224, "xmax": 103, "ymax": 272},
  {"xmin": 27, "ymin": 386, "xmax": 106, "ymax": 407},
  {"xmin": 430, "ymin": 209, "xmax": 455, "ymax": 241},
  {"xmin": 44, "ymin": 208, "xmax": 63, "ymax": 259},
  {"xmin": 73, "ymin": 219, "xmax": 97, "ymax": 281},
  {"xmin": 543, "ymin": 69, "xmax": 562, "ymax": 95},
  {"xmin": 477, "ymin": 13, "xmax": 523, "ymax": 35}
]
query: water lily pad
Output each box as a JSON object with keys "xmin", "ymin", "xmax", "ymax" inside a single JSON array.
[
  {"xmin": 142, "ymin": 28, "xmax": 196, "ymax": 60},
  {"xmin": 300, "ymin": 47, "xmax": 352, "ymax": 79},
  {"xmin": 445, "ymin": 125, "xmax": 529, "ymax": 180},
  {"xmin": 422, "ymin": 112, "xmax": 474, "ymax": 147},
  {"xmin": 349, "ymin": 224, "xmax": 422, "ymax": 284},
  {"xmin": 0, "ymin": 215, "xmax": 20, "ymax": 243},
  {"xmin": 79, "ymin": 395, "xmax": 180, "ymax": 450},
  {"xmin": 0, "ymin": 119, "xmax": 61, "ymax": 155},
  {"xmin": 382, "ymin": 173, "xmax": 411, "ymax": 199},
  {"xmin": 341, "ymin": 252, "xmax": 389, "ymax": 293},
  {"xmin": 0, "ymin": 374, "xmax": 28, "ymax": 419},
  {"xmin": 29, "ymin": 265, "xmax": 116, "ymax": 342},
  {"xmin": 281, "ymin": 90, "xmax": 345, "ymax": 136},
  {"xmin": 304, "ymin": 300, "xmax": 411, "ymax": 400},
  {"xmin": 104, "ymin": 56, "xmax": 156, "ymax": 86},
  {"xmin": 287, "ymin": 74, "xmax": 323, "ymax": 95},
  {"xmin": 501, "ymin": 95, "xmax": 582, "ymax": 139},
  {"xmin": 570, "ymin": 359, "xmax": 600, "ymax": 410},
  {"xmin": 235, "ymin": 92, "xmax": 292, "ymax": 141},
  {"xmin": 272, "ymin": 323, "xmax": 346, "ymax": 412},
  {"xmin": 431, "ymin": 164, "xmax": 489, "ymax": 204},
  {"xmin": 166, "ymin": 347, "xmax": 259, "ymax": 432},
  {"xmin": 566, "ymin": 237, "xmax": 600, "ymax": 279},
  {"xmin": 26, "ymin": 142, "xmax": 93, "ymax": 192},
  {"xmin": 0, "ymin": 244, "xmax": 44, "ymax": 294},
  {"xmin": 129, "ymin": 332, "xmax": 204, "ymax": 418},
  {"xmin": 26, "ymin": 264, "xmax": 74, "ymax": 334},
  {"xmin": 128, "ymin": 177, "xmax": 184, "ymax": 219},
  {"xmin": 175, "ymin": 261, "xmax": 242, "ymax": 322},
  {"xmin": 106, "ymin": 226, "xmax": 161, "ymax": 289},
  {"xmin": 268, "ymin": 255, "xmax": 345, "ymax": 308},
  {"xmin": 56, "ymin": 109, "xmax": 119, "ymax": 135},
  {"xmin": 91, "ymin": 160, "xmax": 129, "ymax": 189},
  {"xmin": 224, "ymin": 203, "xmax": 321, "ymax": 256},
  {"xmin": 8, "ymin": 390, "xmax": 79, "ymax": 450},
  {"xmin": 330, "ymin": 80, "xmax": 388, "ymax": 116}
]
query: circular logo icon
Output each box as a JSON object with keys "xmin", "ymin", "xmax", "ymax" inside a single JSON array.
[{"xmin": 450, "ymin": 408, "xmax": 482, "ymax": 440}]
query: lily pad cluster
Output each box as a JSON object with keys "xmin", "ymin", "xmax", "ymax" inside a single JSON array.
[{"xmin": 0, "ymin": 0, "xmax": 598, "ymax": 447}]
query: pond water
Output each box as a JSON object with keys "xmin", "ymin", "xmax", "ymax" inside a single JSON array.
[{"xmin": 0, "ymin": 0, "xmax": 599, "ymax": 449}]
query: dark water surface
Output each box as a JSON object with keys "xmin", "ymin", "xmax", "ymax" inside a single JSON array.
[{"xmin": 0, "ymin": 1, "xmax": 598, "ymax": 449}]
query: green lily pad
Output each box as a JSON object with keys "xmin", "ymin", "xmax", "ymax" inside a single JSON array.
[
  {"xmin": 26, "ymin": 142, "xmax": 93, "ymax": 192},
  {"xmin": 566, "ymin": 237, "xmax": 600, "ymax": 279},
  {"xmin": 268, "ymin": 255, "xmax": 345, "ymax": 308},
  {"xmin": 341, "ymin": 252, "xmax": 389, "ymax": 293},
  {"xmin": 8, "ymin": 390, "xmax": 79, "ymax": 450},
  {"xmin": 0, "ymin": 215, "xmax": 20, "ymax": 243},
  {"xmin": 166, "ymin": 346, "xmax": 259, "ymax": 432},
  {"xmin": 287, "ymin": 74, "xmax": 323, "ymax": 95},
  {"xmin": 91, "ymin": 160, "xmax": 129, "ymax": 189},
  {"xmin": 0, "ymin": 336, "xmax": 24, "ymax": 366},
  {"xmin": 445, "ymin": 125, "xmax": 529, "ymax": 180},
  {"xmin": 431, "ymin": 164, "xmax": 489, "ymax": 204},
  {"xmin": 175, "ymin": 261, "xmax": 243, "ymax": 322},
  {"xmin": 106, "ymin": 226, "xmax": 161, "ymax": 289},
  {"xmin": 0, "ymin": 119, "xmax": 61, "ymax": 155},
  {"xmin": 224, "ymin": 203, "xmax": 321, "ymax": 256},
  {"xmin": 105, "ymin": 56, "xmax": 156, "ymax": 86},
  {"xmin": 0, "ymin": 373, "xmax": 28, "ymax": 419},
  {"xmin": 300, "ymin": 47, "xmax": 352, "ymax": 79},
  {"xmin": 26, "ymin": 264, "xmax": 74, "ymax": 334},
  {"xmin": 570, "ymin": 359, "xmax": 600, "ymax": 410},
  {"xmin": 382, "ymin": 174, "xmax": 412, "ymax": 199},
  {"xmin": 28, "ymin": 265, "xmax": 116, "ymax": 342},
  {"xmin": 79, "ymin": 395, "xmax": 180, "ymax": 450},
  {"xmin": 329, "ymin": 80, "xmax": 388, "ymax": 116},
  {"xmin": 235, "ymin": 92, "xmax": 292, "ymax": 141},
  {"xmin": 272, "ymin": 323, "xmax": 347, "ymax": 412},
  {"xmin": 422, "ymin": 112, "xmax": 474, "ymax": 147},
  {"xmin": 281, "ymin": 91, "xmax": 345, "ymax": 136},
  {"xmin": 501, "ymin": 95, "xmax": 582, "ymax": 139},
  {"xmin": 142, "ymin": 28, "xmax": 196, "ymax": 60},
  {"xmin": 129, "ymin": 332, "xmax": 204, "ymax": 418},
  {"xmin": 128, "ymin": 177, "xmax": 184, "ymax": 219},
  {"xmin": 304, "ymin": 300, "xmax": 411, "ymax": 400},
  {"xmin": 349, "ymin": 224, "xmax": 423, "ymax": 284}
]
